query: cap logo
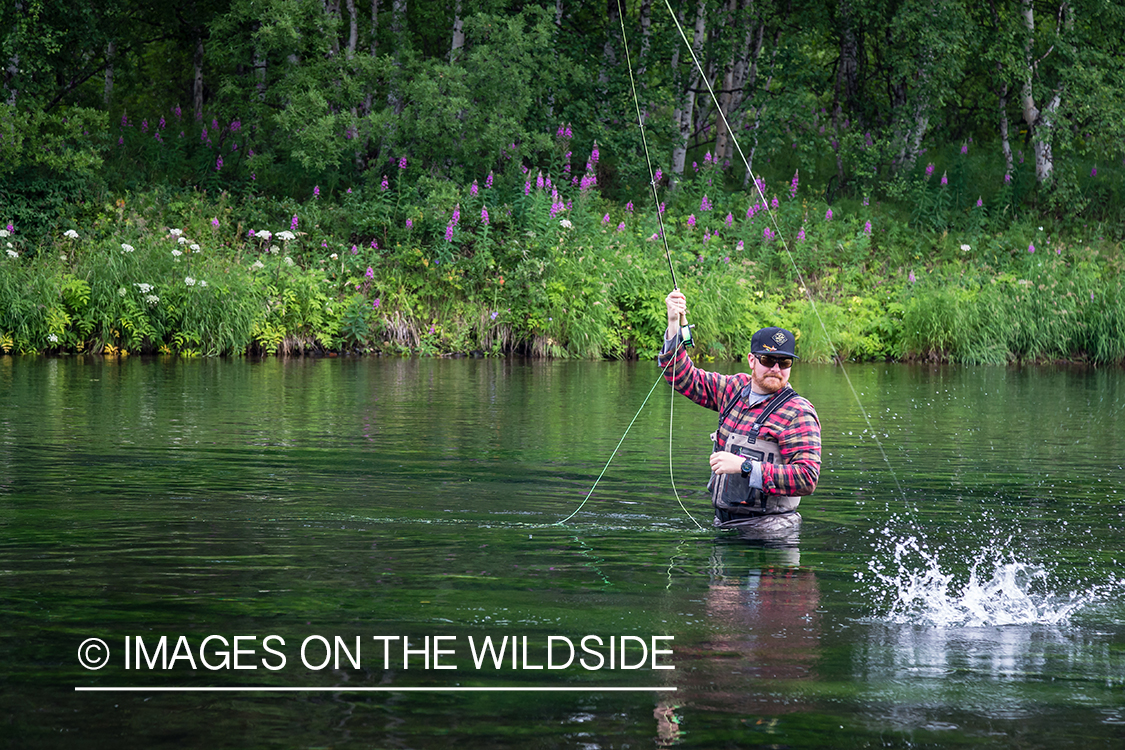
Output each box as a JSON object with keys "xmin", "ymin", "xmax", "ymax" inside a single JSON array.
[
  {"xmin": 773, "ymin": 331, "xmax": 788, "ymax": 345},
  {"xmin": 763, "ymin": 344, "xmax": 776, "ymax": 351}
]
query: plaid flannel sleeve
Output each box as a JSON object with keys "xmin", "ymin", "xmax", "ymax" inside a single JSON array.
[
  {"xmin": 759, "ymin": 397, "xmax": 821, "ymax": 496},
  {"xmin": 657, "ymin": 336, "xmax": 734, "ymax": 412}
]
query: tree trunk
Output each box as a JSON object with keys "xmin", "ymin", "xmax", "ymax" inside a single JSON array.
[
  {"xmin": 712, "ymin": 0, "xmax": 739, "ymax": 164},
  {"xmin": 1020, "ymin": 0, "xmax": 1060, "ymax": 184},
  {"xmin": 599, "ymin": 0, "xmax": 620, "ymax": 87},
  {"xmin": 998, "ymin": 79, "xmax": 1013, "ymax": 177},
  {"xmin": 450, "ymin": 0, "xmax": 464, "ymax": 63},
  {"xmin": 637, "ymin": 0, "xmax": 653, "ymax": 83},
  {"xmin": 346, "ymin": 0, "xmax": 358, "ymax": 59},
  {"xmin": 671, "ymin": 0, "xmax": 707, "ymax": 177},
  {"xmin": 388, "ymin": 0, "xmax": 407, "ymax": 115},
  {"xmin": 104, "ymin": 42, "xmax": 115, "ymax": 105},
  {"xmin": 193, "ymin": 33, "xmax": 205, "ymax": 119},
  {"xmin": 728, "ymin": 11, "xmax": 764, "ymax": 165}
]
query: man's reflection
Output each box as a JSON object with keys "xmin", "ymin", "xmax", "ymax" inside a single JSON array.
[{"xmin": 656, "ymin": 539, "xmax": 821, "ymax": 745}]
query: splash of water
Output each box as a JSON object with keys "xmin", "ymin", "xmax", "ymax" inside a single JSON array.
[{"xmin": 861, "ymin": 531, "xmax": 1120, "ymax": 628}]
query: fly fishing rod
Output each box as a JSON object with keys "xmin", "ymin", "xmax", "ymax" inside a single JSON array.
[{"xmin": 616, "ymin": 2, "xmax": 694, "ymax": 349}]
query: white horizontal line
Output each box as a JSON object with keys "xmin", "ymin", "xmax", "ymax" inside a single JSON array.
[{"xmin": 75, "ymin": 686, "xmax": 676, "ymax": 693}]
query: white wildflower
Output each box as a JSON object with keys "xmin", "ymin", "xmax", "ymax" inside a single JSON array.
[
  {"xmin": 118, "ymin": 287, "xmax": 127, "ymax": 297},
  {"xmin": 559, "ymin": 219, "xmax": 573, "ymax": 229},
  {"xmin": 284, "ymin": 256, "xmax": 295, "ymax": 267},
  {"xmin": 60, "ymin": 254, "xmax": 68, "ymax": 261},
  {"xmin": 47, "ymin": 333, "xmax": 59, "ymax": 343},
  {"xmin": 268, "ymin": 245, "xmax": 279, "ymax": 254},
  {"xmin": 185, "ymin": 277, "xmax": 196, "ymax": 286},
  {"xmin": 960, "ymin": 244, "xmax": 971, "ymax": 252},
  {"xmin": 172, "ymin": 249, "xmax": 183, "ymax": 257},
  {"xmin": 145, "ymin": 294, "xmax": 160, "ymax": 306},
  {"xmin": 189, "ymin": 243, "xmax": 200, "ymax": 251},
  {"xmin": 5, "ymin": 248, "xmax": 17, "ymax": 259},
  {"xmin": 63, "ymin": 229, "xmax": 79, "ymax": 240},
  {"xmin": 200, "ymin": 280, "xmax": 208, "ymax": 288},
  {"xmin": 169, "ymin": 228, "xmax": 183, "ymax": 237},
  {"xmin": 134, "ymin": 283, "xmax": 153, "ymax": 294},
  {"xmin": 121, "ymin": 243, "xmax": 134, "ymax": 253},
  {"xmin": 276, "ymin": 230, "xmax": 295, "ymax": 241},
  {"xmin": 251, "ymin": 260, "xmax": 265, "ymax": 270},
  {"xmin": 330, "ymin": 253, "xmax": 338, "ymax": 260},
  {"xmin": 0, "ymin": 229, "xmax": 9, "ymax": 238},
  {"xmin": 177, "ymin": 236, "xmax": 189, "ymax": 245},
  {"xmin": 257, "ymin": 230, "xmax": 272, "ymax": 242}
]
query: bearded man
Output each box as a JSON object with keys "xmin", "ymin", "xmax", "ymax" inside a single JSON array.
[{"xmin": 658, "ymin": 290, "xmax": 822, "ymax": 535}]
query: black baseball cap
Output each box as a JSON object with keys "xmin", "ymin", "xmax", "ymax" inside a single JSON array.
[{"xmin": 750, "ymin": 327, "xmax": 799, "ymax": 359}]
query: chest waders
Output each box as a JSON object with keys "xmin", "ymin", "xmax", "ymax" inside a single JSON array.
[{"xmin": 708, "ymin": 387, "xmax": 800, "ymax": 520}]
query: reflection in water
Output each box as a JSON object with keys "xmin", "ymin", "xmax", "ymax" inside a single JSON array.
[
  {"xmin": 656, "ymin": 539, "xmax": 821, "ymax": 745},
  {"xmin": 856, "ymin": 622, "xmax": 1125, "ymax": 727}
]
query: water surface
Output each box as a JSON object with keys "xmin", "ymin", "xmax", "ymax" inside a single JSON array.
[{"xmin": 2, "ymin": 355, "xmax": 1123, "ymax": 748}]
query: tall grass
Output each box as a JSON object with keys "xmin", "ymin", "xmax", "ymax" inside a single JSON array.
[{"xmin": 2, "ymin": 163, "xmax": 1123, "ymax": 364}]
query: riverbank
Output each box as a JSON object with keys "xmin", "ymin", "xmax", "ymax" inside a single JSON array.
[{"xmin": 2, "ymin": 182, "xmax": 1122, "ymax": 364}]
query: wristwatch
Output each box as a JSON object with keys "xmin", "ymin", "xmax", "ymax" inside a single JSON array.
[{"xmin": 740, "ymin": 458, "xmax": 754, "ymax": 478}]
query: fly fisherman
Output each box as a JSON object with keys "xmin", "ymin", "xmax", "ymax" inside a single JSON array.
[{"xmin": 658, "ymin": 289, "xmax": 822, "ymax": 536}]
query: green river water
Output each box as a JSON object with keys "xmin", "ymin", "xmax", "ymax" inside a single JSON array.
[{"xmin": 2, "ymin": 355, "xmax": 1123, "ymax": 748}]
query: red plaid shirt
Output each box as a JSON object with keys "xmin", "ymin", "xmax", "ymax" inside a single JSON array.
[{"xmin": 658, "ymin": 344, "xmax": 821, "ymax": 497}]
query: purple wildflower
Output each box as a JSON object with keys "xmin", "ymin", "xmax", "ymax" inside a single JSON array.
[
  {"xmin": 485, "ymin": 172, "xmax": 493, "ymax": 189},
  {"xmin": 365, "ymin": 266, "xmax": 374, "ymax": 279},
  {"xmin": 909, "ymin": 271, "xmax": 916, "ymax": 283},
  {"xmin": 141, "ymin": 119, "xmax": 148, "ymax": 133},
  {"xmin": 445, "ymin": 223, "xmax": 454, "ymax": 243},
  {"xmin": 370, "ymin": 240, "xmax": 377, "ymax": 249},
  {"xmin": 687, "ymin": 215, "xmax": 696, "ymax": 228},
  {"xmin": 725, "ymin": 213, "xmax": 733, "ymax": 228},
  {"xmin": 381, "ymin": 175, "xmax": 389, "ymax": 191},
  {"xmin": 940, "ymin": 171, "xmax": 948, "ymax": 186},
  {"xmin": 763, "ymin": 227, "xmax": 774, "ymax": 242},
  {"xmin": 1028, "ymin": 243, "xmax": 1035, "ymax": 253},
  {"xmin": 797, "ymin": 226, "xmax": 806, "ymax": 242},
  {"xmin": 616, "ymin": 222, "xmax": 625, "ymax": 232},
  {"xmin": 626, "ymin": 201, "xmax": 634, "ymax": 213},
  {"xmin": 536, "ymin": 172, "xmax": 544, "ymax": 190},
  {"xmin": 961, "ymin": 142, "xmax": 968, "ymax": 155},
  {"xmin": 215, "ymin": 156, "xmax": 223, "ymax": 171},
  {"xmin": 976, "ymin": 197, "xmax": 983, "ymax": 207},
  {"xmin": 1004, "ymin": 173, "xmax": 1012, "ymax": 184},
  {"xmin": 524, "ymin": 180, "xmax": 531, "ymax": 195},
  {"xmin": 451, "ymin": 204, "xmax": 460, "ymax": 226},
  {"xmin": 925, "ymin": 163, "xmax": 935, "ymax": 179},
  {"xmin": 1091, "ymin": 166, "xmax": 1098, "ymax": 177},
  {"xmin": 826, "ymin": 208, "xmax": 833, "ymax": 221},
  {"xmin": 736, "ymin": 240, "xmax": 744, "ymax": 252},
  {"xmin": 211, "ymin": 217, "xmax": 219, "ymax": 229},
  {"xmin": 398, "ymin": 156, "xmax": 407, "ymax": 169},
  {"xmin": 352, "ymin": 245, "xmax": 359, "ymax": 254},
  {"xmin": 291, "ymin": 215, "xmax": 299, "ymax": 232},
  {"xmin": 700, "ymin": 195, "xmax": 712, "ymax": 212},
  {"xmin": 771, "ymin": 197, "xmax": 779, "ymax": 210},
  {"xmin": 373, "ymin": 298, "xmax": 381, "ymax": 309},
  {"xmin": 313, "ymin": 185, "xmax": 320, "ymax": 198},
  {"xmin": 789, "ymin": 170, "xmax": 799, "ymax": 199},
  {"xmin": 653, "ymin": 169, "xmax": 662, "ymax": 183},
  {"xmin": 470, "ymin": 181, "xmax": 478, "ymax": 196},
  {"xmin": 864, "ymin": 220, "xmax": 872, "ymax": 235},
  {"xmin": 490, "ymin": 311, "xmax": 499, "ymax": 320},
  {"xmin": 602, "ymin": 213, "xmax": 610, "ymax": 224},
  {"xmin": 481, "ymin": 207, "xmax": 490, "ymax": 225}
]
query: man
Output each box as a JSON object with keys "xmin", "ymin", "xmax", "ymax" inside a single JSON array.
[{"xmin": 658, "ymin": 289, "xmax": 821, "ymax": 535}]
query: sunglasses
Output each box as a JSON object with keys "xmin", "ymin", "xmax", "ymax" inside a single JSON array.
[{"xmin": 755, "ymin": 354, "xmax": 793, "ymax": 370}]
